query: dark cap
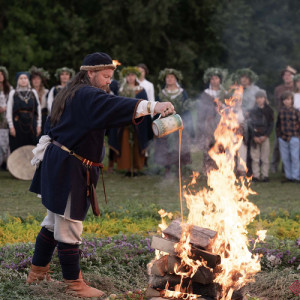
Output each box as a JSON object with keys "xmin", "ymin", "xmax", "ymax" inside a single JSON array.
[
  {"xmin": 16, "ymin": 71, "xmax": 30, "ymax": 82},
  {"xmin": 80, "ymin": 52, "xmax": 116, "ymax": 71}
]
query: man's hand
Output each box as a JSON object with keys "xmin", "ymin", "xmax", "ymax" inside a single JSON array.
[
  {"xmin": 253, "ymin": 136, "xmax": 260, "ymax": 144},
  {"xmin": 259, "ymin": 136, "xmax": 267, "ymax": 143},
  {"xmin": 36, "ymin": 126, "xmax": 41, "ymax": 137},
  {"xmin": 154, "ymin": 102, "xmax": 176, "ymax": 117},
  {"xmin": 9, "ymin": 127, "xmax": 16, "ymax": 137}
]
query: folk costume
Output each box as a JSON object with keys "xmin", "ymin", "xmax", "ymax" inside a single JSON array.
[
  {"xmin": 28, "ymin": 53, "xmax": 162, "ymax": 298},
  {"xmin": 47, "ymin": 67, "xmax": 75, "ymax": 113},
  {"xmin": 196, "ymin": 68, "xmax": 227, "ymax": 175},
  {"xmin": 154, "ymin": 68, "xmax": 193, "ymax": 173},
  {"xmin": 109, "ymin": 67, "xmax": 151, "ymax": 175},
  {"xmin": 233, "ymin": 68, "xmax": 260, "ymax": 116},
  {"xmin": 29, "ymin": 66, "xmax": 50, "ymax": 134},
  {"xmin": 0, "ymin": 66, "xmax": 11, "ymax": 166},
  {"xmin": 6, "ymin": 72, "xmax": 41, "ymax": 153},
  {"xmin": 232, "ymin": 68, "xmax": 260, "ymax": 176}
]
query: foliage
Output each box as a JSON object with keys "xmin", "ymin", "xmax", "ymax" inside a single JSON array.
[
  {"xmin": 0, "ymin": 235, "xmax": 154, "ymax": 299},
  {"xmin": 0, "ymin": 214, "xmax": 159, "ymax": 246},
  {"xmin": 248, "ymin": 216, "xmax": 300, "ymax": 240},
  {"xmin": 2, "ymin": 1, "xmax": 300, "ymax": 97}
]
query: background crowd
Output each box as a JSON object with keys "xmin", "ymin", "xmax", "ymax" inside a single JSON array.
[{"xmin": 0, "ymin": 63, "xmax": 300, "ymax": 182}]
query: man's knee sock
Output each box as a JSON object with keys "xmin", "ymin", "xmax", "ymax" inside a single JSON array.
[
  {"xmin": 57, "ymin": 242, "xmax": 80, "ymax": 280},
  {"xmin": 32, "ymin": 227, "xmax": 57, "ymax": 267}
]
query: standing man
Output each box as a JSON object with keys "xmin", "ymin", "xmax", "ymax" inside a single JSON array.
[
  {"xmin": 137, "ymin": 63, "xmax": 155, "ymax": 102},
  {"xmin": 271, "ymin": 65, "xmax": 297, "ymax": 173},
  {"xmin": 27, "ymin": 52, "xmax": 175, "ymax": 298},
  {"xmin": 233, "ymin": 68, "xmax": 260, "ymax": 176}
]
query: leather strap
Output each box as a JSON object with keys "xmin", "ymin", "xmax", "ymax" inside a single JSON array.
[{"xmin": 52, "ymin": 140, "xmax": 103, "ymax": 168}]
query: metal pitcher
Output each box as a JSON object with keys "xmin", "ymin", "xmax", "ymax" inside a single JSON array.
[{"xmin": 152, "ymin": 113, "xmax": 184, "ymax": 138}]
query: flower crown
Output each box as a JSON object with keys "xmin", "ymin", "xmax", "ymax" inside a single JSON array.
[
  {"xmin": 29, "ymin": 66, "xmax": 50, "ymax": 80},
  {"xmin": 203, "ymin": 67, "xmax": 227, "ymax": 84},
  {"xmin": 55, "ymin": 67, "xmax": 75, "ymax": 80},
  {"xmin": 158, "ymin": 68, "xmax": 183, "ymax": 82},
  {"xmin": 120, "ymin": 66, "xmax": 141, "ymax": 78}
]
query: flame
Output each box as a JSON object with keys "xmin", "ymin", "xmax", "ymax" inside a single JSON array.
[
  {"xmin": 174, "ymin": 224, "xmax": 209, "ymax": 278},
  {"xmin": 162, "ymin": 281, "xmax": 198, "ymax": 299},
  {"xmin": 154, "ymin": 86, "xmax": 265, "ymax": 299},
  {"xmin": 158, "ymin": 209, "xmax": 173, "ymax": 233},
  {"xmin": 252, "ymin": 230, "xmax": 267, "ymax": 250},
  {"xmin": 182, "ymin": 85, "xmax": 263, "ymax": 299},
  {"xmin": 112, "ymin": 60, "xmax": 122, "ymax": 67}
]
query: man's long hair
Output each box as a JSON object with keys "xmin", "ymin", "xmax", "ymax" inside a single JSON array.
[{"xmin": 50, "ymin": 70, "xmax": 91, "ymax": 126}]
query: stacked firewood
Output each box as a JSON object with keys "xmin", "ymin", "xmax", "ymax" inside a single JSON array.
[{"xmin": 146, "ymin": 219, "xmax": 244, "ymax": 300}]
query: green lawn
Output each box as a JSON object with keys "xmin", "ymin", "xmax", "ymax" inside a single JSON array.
[
  {"xmin": 0, "ymin": 151, "xmax": 300, "ymax": 300},
  {"xmin": 0, "ymin": 161, "xmax": 299, "ymax": 220}
]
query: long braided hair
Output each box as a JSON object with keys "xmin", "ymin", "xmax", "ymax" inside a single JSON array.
[{"xmin": 50, "ymin": 70, "xmax": 91, "ymax": 126}]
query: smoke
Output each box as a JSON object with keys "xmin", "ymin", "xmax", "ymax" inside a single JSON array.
[{"xmin": 211, "ymin": 1, "xmax": 300, "ymax": 102}]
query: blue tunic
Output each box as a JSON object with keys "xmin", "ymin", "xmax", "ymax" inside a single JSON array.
[{"xmin": 30, "ymin": 85, "xmax": 142, "ymax": 220}]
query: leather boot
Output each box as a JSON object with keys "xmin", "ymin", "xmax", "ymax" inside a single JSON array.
[
  {"xmin": 64, "ymin": 271, "xmax": 105, "ymax": 298},
  {"xmin": 26, "ymin": 263, "xmax": 53, "ymax": 284}
]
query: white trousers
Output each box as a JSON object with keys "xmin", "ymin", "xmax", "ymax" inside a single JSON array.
[{"xmin": 41, "ymin": 196, "xmax": 83, "ymax": 245}]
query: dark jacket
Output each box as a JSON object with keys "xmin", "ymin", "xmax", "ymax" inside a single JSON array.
[
  {"xmin": 30, "ymin": 85, "xmax": 143, "ymax": 221},
  {"xmin": 248, "ymin": 104, "xmax": 274, "ymax": 139}
]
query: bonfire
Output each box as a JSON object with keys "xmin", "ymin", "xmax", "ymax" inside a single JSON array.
[{"xmin": 147, "ymin": 86, "xmax": 266, "ymax": 300}]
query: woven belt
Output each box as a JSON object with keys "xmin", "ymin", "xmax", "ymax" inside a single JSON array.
[{"xmin": 52, "ymin": 140, "xmax": 107, "ymax": 214}]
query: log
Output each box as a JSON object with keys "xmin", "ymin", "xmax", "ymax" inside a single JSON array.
[
  {"xmin": 150, "ymin": 255, "xmax": 169, "ymax": 276},
  {"xmin": 149, "ymin": 275, "xmax": 219, "ymax": 299},
  {"xmin": 192, "ymin": 282, "xmax": 222, "ymax": 299},
  {"xmin": 145, "ymin": 287, "xmax": 161, "ymax": 297},
  {"xmin": 163, "ymin": 219, "xmax": 217, "ymax": 250},
  {"xmin": 149, "ymin": 274, "xmax": 183, "ymax": 290},
  {"xmin": 167, "ymin": 256, "xmax": 214, "ymax": 285},
  {"xmin": 150, "ymin": 255, "xmax": 214, "ymax": 284},
  {"xmin": 151, "ymin": 236, "xmax": 221, "ymax": 268},
  {"xmin": 148, "ymin": 297, "xmax": 214, "ymax": 300}
]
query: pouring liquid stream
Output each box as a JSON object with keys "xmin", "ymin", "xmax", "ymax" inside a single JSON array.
[{"xmin": 178, "ymin": 128, "xmax": 183, "ymax": 223}]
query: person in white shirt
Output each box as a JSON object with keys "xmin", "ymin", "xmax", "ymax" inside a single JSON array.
[
  {"xmin": 293, "ymin": 74, "xmax": 300, "ymax": 111},
  {"xmin": 137, "ymin": 63, "xmax": 155, "ymax": 102}
]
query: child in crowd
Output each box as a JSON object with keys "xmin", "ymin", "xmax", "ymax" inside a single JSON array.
[
  {"xmin": 276, "ymin": 91, "xmax": 300, "ymax": 182},
  {"xmin": 248, "ymin": 90, "xmax": 274, "ymax": 182}
]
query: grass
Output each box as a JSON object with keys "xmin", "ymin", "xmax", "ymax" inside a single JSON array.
[
  {"xmin": 0, "ymin": 142, "xmax": 300, "ymax": 300},
  {"xmin": 1, "ymin": 160, "xmax": 300, "ymax": 220}
]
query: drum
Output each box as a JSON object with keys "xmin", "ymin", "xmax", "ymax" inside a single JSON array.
[{"xmin": 7, "ymin": 145, "xmax": 36, "ymax": 180}]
